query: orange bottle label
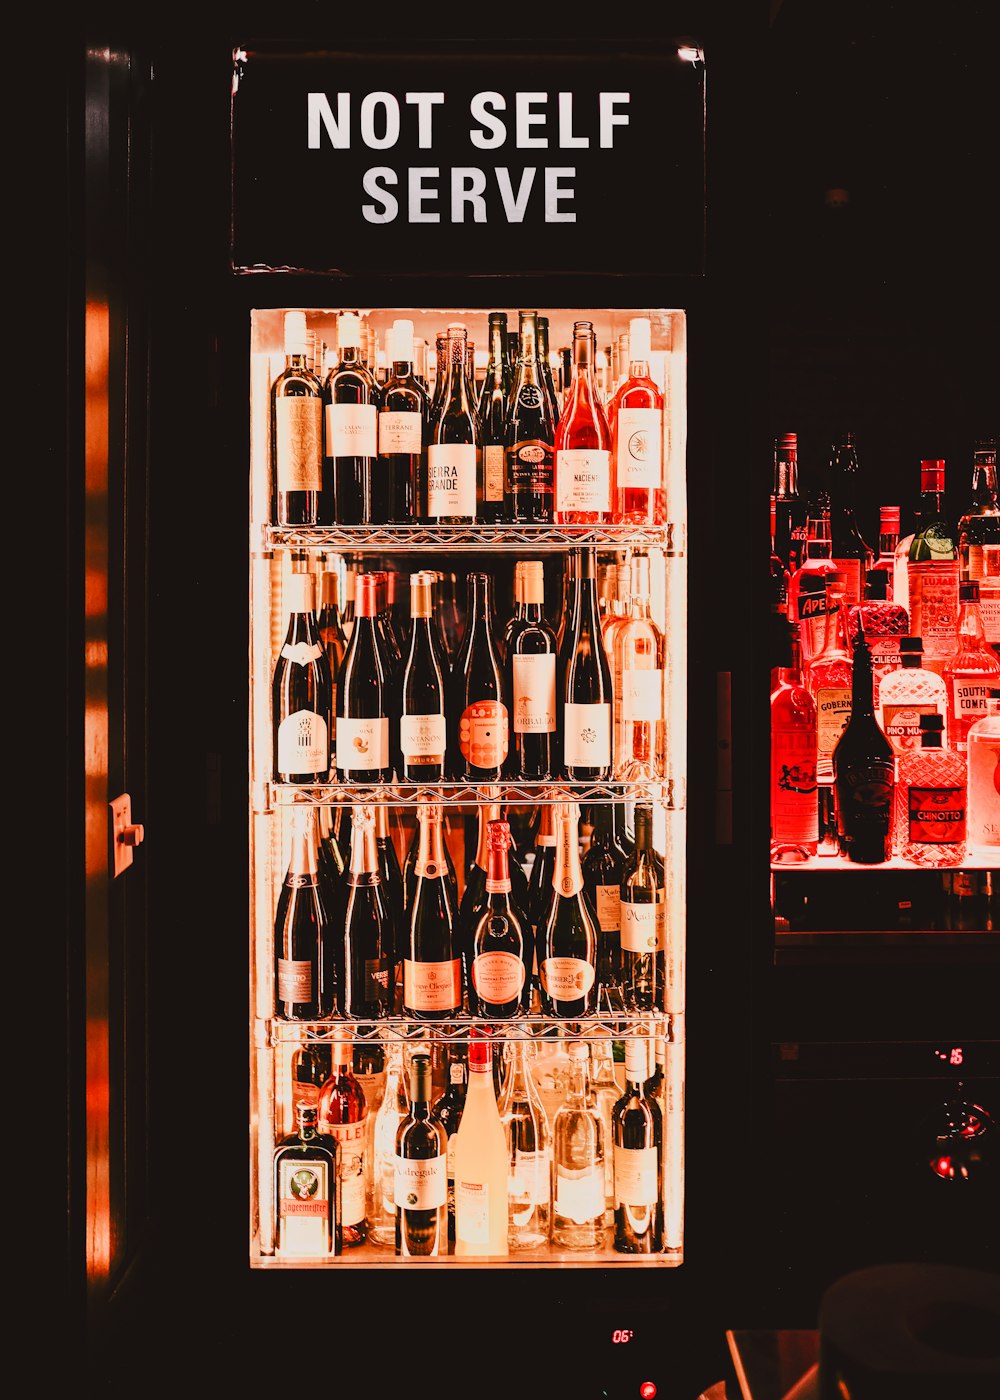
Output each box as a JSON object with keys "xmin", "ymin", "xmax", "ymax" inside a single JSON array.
[{"xmin": 459, "ymin": 700, "xmax": 508, "ymax": 768}]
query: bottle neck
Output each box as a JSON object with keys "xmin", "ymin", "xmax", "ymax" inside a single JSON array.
[
  {"xmin": 474, "ymin": 801, "xmax": 503, "ymax": 870},
  {"xmin": 633, "ymin": 806, "xmax": 654, "ymax": 853},
  {"xmin": 553, "ymin": 806, "xmax": 584, "ymax": 896},
  {"xmin": 957, "ymin": 597, "xmax": 988, "ymax": 648},
  {"xmin": 851, "ymin": 640, "xmax": 877, "ymax": 715},
  {"xmin": 486, "ymin": 838, "xmax": 512, "ymax": 894},
  {"xmin": 629, "ymin": 556, "xmax": 652, "ymax": 616},
  {"xmin": 390, "ymin": 358, "xmax": 413, "ymax": 380},
  {"xmin": 971, "ymin": 451, "xmax": 999, "ymax": 509},
  {"xmin": 415, "ymin": 806, "xmax": 447, "ymax": 876},
  {"xmin": 820, "ymin": 591, "xmax": 850, "ymax": 658},
  {"xmin": 567, "ymin": 1053, "xmax": 590, "ymax": 1101},
  {"xmin": 348, "ymin": 808, "xmax": 380, "ymax": 879},
  {"xmin": 624, "ymin": 1039, "xmax": 650, "ymax": 1090},
  {"xmin": 288, "ymin": 810, "xmax": 319, "ymax": 877}
]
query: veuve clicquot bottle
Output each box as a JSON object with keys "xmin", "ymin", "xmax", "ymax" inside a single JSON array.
[
  {"xmin": 394, "ymin": 1051, "xmax": 449, "ymax": 1257},
  {"xmin": 403, "ymin": 802, "xmax": 463, "ymax": 1020},
  {"xmin": 336, "ymin": 572, "xmax": 393, "ymax": 784},
  {"xmin": 477, "ymin": 310, "xmax": 512, "ymax": 524},
  {"xmin": 611, "ymin": 1036, "xmax": 663, "ymax": 1254},
  {"xmin": 274, "ymin": 803, "xmax": 333, "ymax": 1020},
  {"xmin": 508, "ymin": 558, "xmax": 558, "ymax": 780},
  {"xmin": 619, "ymin": 803, "xmax": 665, "ymax": 1011},
  {"xmin": 449, "ymin": 571, "xmax": 509, "ymax": 783},
  {"xmin": 504, "ymin": 309, "xmax": 555, "ymax": 524},
  {"xmin": 469, "ymin": 819, "xmax": 532, "ymax": 1019},
  {"xmin": 538, "ymin": 801, "xmax": 599, "ymax": 1017},
  {"xmin": 324, "ymin": 310, "xmax": 380, "ymax": 525},
  {"xmin": 832, "ymin": 623, "xmax": 895, "ymax": 863},
  {"xmin": 400, "ymin": 570, "xmax": 448, "ymax": 783},
  {"xmin": 427, "ymin": 323, "xmax": 478, "ymax": 525},
  {"xmin": 271, "ymin": 310, "xmax": 324, "ymax": 526},
  {"xmin": 559, "ymin": 545, "xmax": 614, "ymax": 780},
  {"xmin": 377, "ymin": 317, "xmax": 428, "ymax": 525},
  {"xmin": 340, "ymin": 804, "xmax": 394, "ymax": 1020},
  {"xmin": 273, "ymin": 572, "xmax": 332, "ymax": 785}
]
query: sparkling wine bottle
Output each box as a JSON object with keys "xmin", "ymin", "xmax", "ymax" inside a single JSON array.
[
  {"xmin": 335, "ymin": 572, "xmax": 393, "ymax": 784},
  {"xmin": 317, "ymin": 1031, "xmax": 369, "ymax": 1246},
  {"xmin": 892, "ymin": 715, "xmax": 967, "ymax": 866},
  {"xmin": 373, "ymin": 802, "xmax": 405, "ymax": 999},
  {"xmin": 608, "ymin": 317, "xmax": 663, "ymax": 527},
  {"xmin": 273, "ymin": 1101, "xmax": 341, "ymax": 1258},
  {"xmin": 449, "ymin": 571, "xmax": 509, "ymax": 783},
  {"xmin": 504, "ymin": 310, "xmax": 555, "ymax": 524},
  {"xmin": 403, "ymin": 802, "xmax": 463, "ymax": 1020},
  {"xmin": 427, "ymin": 323, "xmax": 478, "ymax": 524},
  {"xmin": 477, "ymin": 311, "xmax": 512, "ymax": 524},
  {"xmin": 498, "ymin": 1036, "xmax": 551, "ymax": 1250},
  {"xmin": 370, "ymin": 1039, "xmax": 410, "ymax": 1247},
  {"xmin": 539, "ymin": 802, "xmax": 599, "ymax": 1018},
  {"xmin": 400, "ymin": 570, "xmax": 448, "ymax": 783},
  {"xmin": 612, "ymin": 1036, "xmax": 663, "ymax": 1254},
  {"xmin": 324, "ymin": 310, "xmax": 380, "ymax": 525},
  {"xmin": 537, "ymin": 315, "xmax": 561, "ymax": 432},
  {"xmin": 460, "ymin": 791, "xmax": 531, "ymax": 996},
  {"xmin": 377, "ymin": 317, "xmax": 427, "ymax": 525},
  {"xmin": 468, "ymin": 820, "xmax": 532, "ymax": 1019},
  {"xmin": 340, "ymin": 804, "xmax": 395, "ymax": 1020},
  {"xmin": 316, "ymin": 802, "xmax": 346, "ymax": 933},
  {"xmin": 272, "ymin": 572, "xmax": 332, "ymax": 785},
  {"xmin": 554, "ymin": 318, "xmax": 612, "ymax": 525},
  {"xmin": 551, "ymin": 1041, "xmax": 606, "ymax": 1251},
  {"xmin": 454, "ymin": 1029, "xmax": 510, "ymax": 1257},
  {"xmin": 559, "ymin": 546, "xmax": 614, "ymax": 781},
  {"xmin": 619, "ymin": 803, "xmax": 665, "ymax": 1011},
  {"xmin": 508, "ymin": 559, "xmax": 558, "ymax": 780},
  {"xmin": 395, "ymin": 1052, "xmax": 449, "ymax": 1257},
  {"xmin": 274, "ymin": 803, "xmax": 333, "ymax": 1020},
  {"xmin": 271, "ymin": 310, "xmax": 324, "ymax": 527}
]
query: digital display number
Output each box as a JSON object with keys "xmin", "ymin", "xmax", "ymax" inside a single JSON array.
[
  {"xmin": 611, "ymin": 1329, "xmax": 634, "ymax": 1344},
  {"xmin": 934, "ymin": 1047, "xmax": 965, "ymax": 1067}
]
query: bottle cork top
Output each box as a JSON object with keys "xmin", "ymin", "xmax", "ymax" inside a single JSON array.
[
  {"xmin": 286, "ymin": 571, "xmax": 316, "ymax": 614},
  {"xmin": 389, "ymin": 318, "xmax": 414, "ymax": 363},
  {"xmin": 629, "ymin": 317, "xmax": 652, "ymax": 358},
  {"xmin": 337, "ymin": 311, "xmax": 362, "ymax": 348},
  {"xmin": 283, "ymin": 310, "xmax": 309, "ymax": 355}
]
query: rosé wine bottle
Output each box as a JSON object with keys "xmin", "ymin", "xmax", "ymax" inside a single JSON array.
[
  {"xmin": 608, "ymin": 318, "xmax": 663, "ymax": 527},
  {"xmin": 554, "ymin": 320, "xmax": 612, "ymax": 527},
  {"xmin": 771, "ymin": 620, "xmax": 818, "ymax": 862},
  {"xmin": 893, "ymin": 714, "xmax": 967, "ymax": 866}
]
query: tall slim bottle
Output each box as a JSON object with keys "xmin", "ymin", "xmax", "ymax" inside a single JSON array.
[
  {"xmin": 271, "ymin": 310, "xmax": 324, "ymax": 526},
  {"xmin": 608, "ymin": 317, "xmax": 663, "ymax": 527},
  {"xmin": 770, "ymin": 620, "xmax": 819, "ymax": 862},
  {"xmin": 827, "ymin": 431, "xmax": 872, "ymax": 606},
  {"xmin": 430, "ymin": 1049, "xmax": 467, "ymax": 1248},
  {"xmin": 618, "ymin": 804, "xmax": 665, "ymax": 1011},
  {"xmin": 454, "ymin": 1029, "xmax": 510, "ymax": 1257},
  {"xmin": 394, "ymin": 1052, "xmax": 448, "ymax": 1257},
  {"xmin": 536, "ymin": 314, "xmax": 561, "ymax": 432},
  {"xmin": 582, "ymin": 803, "xmax": 627, "ymax": 990},
  {"xmin": 941, "ymin": 580, "xmax": 1000, "ymax": 750},
  {"xmin": 377, "ymin": 317, "xmax": 427, "ymax": 525},
  {"xmin": 504, "ymin": 310, "xmax": 555, "ymax": 524},
  {"xmin": 477, "ymin": 311, "xmax": 512, "ymax": 524},
  {"xmin": 335, "ymin": 572, "xmax": 393, "ymax": 784},
  {"xmin": 957, "ymin": 437, "xmax": 999, "ymax": 581},
  {"xmin": 370, "ymin": 1039, "xmax": 410, "ymax": 1247},
  {"xmin": 772, "ymin": 431, "xmax": 800, "ymax": 572},
  {"xmin": 272, "ymin": 572, "xmax": 332, "ymax": 785},
  {"xmin": 559, "ymin": 546, "xmax": 614, "ymax": 781},
  {"xmin": 612, "ymin": 1036, "xmax": 663, "ymax": 1254},
  {"xmin": 317, "ymin": 569, "xmax": 348, "ymax": 769},
  {"xmin": 274, "ymin": 803, "xmax": 332, "ymax": 1020},
  {"xmin": 400, "ymin": 570, "xmax": 448, "ymax": 783},
  {"xmin": 551, "ymin": 1041, "xmax": 606, "ymax": 1251},
  {"xmin": 613, "ymin": 551, "xmax": 665, "ymax": 781},
  {"xmin": 317, "ymin": 1031, "xmax": 369, "ymax": 1247},
  {"xmin": 498, "ymin": 1036, "xmax": 551, "ymax": 1250},
  {"xmin": 832, "ymin": 626, "xmax": 895, "ymax": 864},
  {"xmin": 427, "ymin": 324, "xmax": 478, "ymax": 525},
  {"xmin": 554, "ymin": 319, "xmax": 612, "ymax": 526},
  {"xmin": 324, "ymin": 310, "xmax": 380, "ymax": 525},
  {"xmin": 508, "ymin": 559, "xmax": 558, "ymax": 780},
  {"xmin": 539, "ymin": 802, "xmax": 599, "ymax": 1018},
  {"xmin": 449, "ymin": 571, "xmax": 509, "ymax": 783},
  {"xmin": 403, "ymin": 803, "xmax": 463, "ymax": 1020},
  {"xmin": 339, "ymin": 804, "xmax": 394, "ymax": 1020}
]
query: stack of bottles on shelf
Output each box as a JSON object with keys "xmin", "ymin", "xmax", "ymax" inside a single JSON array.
[
  {"xmin": 273, "ymin": 1021, "xmax": 668, "ymax": 1261},
  {"xmin": 269, "ymin": 307, "xmax": 667, "ymax": 529},
  {"xmin": 770, "ymin": 433, "xmax": 1000, "ymax": 867}
]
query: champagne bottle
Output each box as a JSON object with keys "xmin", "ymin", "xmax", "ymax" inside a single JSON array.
[
  {"xmin": 460, "ymin": 791, "xmax": 532, "ymax": 994},
  {"xmin": 619, "ymin": 803, "xmax": 665, "ymax": 1011},
  {"xmin": 340, "ymin": 804, "xmax": 395, "ymax": 1020},
  {"xmin": 377, "ymin": 317, "xmax": 428, "ymax": 525},
  {"xmin": 403, "ymin": 803, "xmax": 463, "ymax": 1020},
  {"xmin": 271, "ymin": 310, "xmax": 324, "ymax": 527},
  {"xmin": 504, "ymin": 310, "xmax": 555, "ymax": 524},
  {"xmin": 317, "ymin": 1030, "xmax": 369, "ymax": 1246},
  {"xmin": 539, "ymin": 802, "xmax": 599, "ymax": 1017},
  {"xmin": 324, "ymin": 310, "xmax": 380, "ymax": 525},
  {"xmin": 400, "ymin": 570, "xmax": 448, "ymax": 783},
  {"xmin": 335, "ymin": 572, "xmax": 393, "ymax": 784},
  {"xmin": 554, "ymin": 319, "xmax": 612, "ymax": 525},
  {"xmin": 274, "ymin": 803, "xmax": 333, "ymax": 1020},
  {"xmin": 477, "ymin": 311, "xmax": 512, "ymax": 524},
  {"xmin": 454, "ymin": 1029, "xmax": 510, "ymax": 1257},
  {"xmin": 469, "ymin": 820, "xmax": 533, "ymax": 1019},
  {"xmin": 449, "ymin": 571, "xmax": 509, "ymax": 783},
  {"xmin": 273, "ymin": 1102, "xmax": 341, "ymax": 1258},
  {"xmin": 394, "ymin": 1051, "xmax": 449, "ymax": 1257},
  {"xmin": 317, "ymin": 569, "xmax": 348, "ymax": 766},
  {"xmin": 612, "ymin": 1036, "xmax": 663, "ymax": 1254},
  {"xmin": 316, "ymin": 803, "xmax": 346, "ymax": 933},
  {"xmin": 508, "ymin": 559, "xmax": 558, "ymax": 781},
  {"xmin": 427, "ymin": 324, "xmax": 477, "ymax": 524},
  {"xmin": 272, "ymin": 572, "xmax": 332, "ymax": 785},
  {"xmin": 559, "ymin": 546, "xmax": 614, "ymax": 780}
]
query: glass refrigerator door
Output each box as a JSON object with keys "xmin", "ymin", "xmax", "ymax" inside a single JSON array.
[{"xmin": 248, "ymin": 304, "xmax": 686, "ymax": 1268}]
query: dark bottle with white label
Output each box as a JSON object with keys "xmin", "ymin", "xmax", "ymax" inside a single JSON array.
[
  {"xmin": 582, "ymin": 801, "xmax": 626, "ymax": 991},
  {"xmin": 469, "ymin": 820, "xmax": 532, "ymax": 1019},
  {"xmin": 271, "ymin": 310, "xmax": 324, "ymax": 526},
  {"xmin": 427, "ymin": 324, "xmax": 478, "ymax": 525},
  {"xmin": 504, "ymin": 310, "xmax": 555, "ymax": 524},
  {"xmin": 612, "ymin": 1037, "xmax": 663, "ymax": 1255},
  {"xmin": 324, "ymin": 310, "xmax": 380, "ymax": 525},
  {"xmin": 401, "ymin": 571, "xmax": 448, "ymax": 783},
  {"xmin": 477, "ymin": 311, "xmax": 512, "ymax": 524},
  {"xmin": 508, "ymin": 559, "xmax": 558, "ymax": 780},
  {"xmin": 377, "ymin": 317, "xmax": 428, "ymax": 525},
  {"xmin": 619, "ymin": 803, "xmax": 665, "ymax": 1012},
  {"xmin": 339, "ymin": 804, "xmax": 395, "ymax": 1020},
  {"xmin": 449, "ymin": 571, "xmax": 509, "ymax": 783},
  {"xmin": 274, "ymin": 1101, "xmax": 341, "ymax": 1258},
  {"xmin": 539, "ymin": 801, "xmax": 599, "ymax": 1018},
  {"xmin": 833, "ymin": 624, "xmax": 896, "ymax": 863},
  {"xmin": 559, "ymin": 545, "xmax": 614, "ymax": 780},
  {"xmin": 336, "ymin": 573, "xmax": 393, "ymax": 784},
  {"xmin": 273, "ymin": 571, "xmax": 332, "ymax": 785},
  {"xmin": 274, "ymin": 803, "xmax": 333, "ymax": 1020},
  {"xmin": 394, "ymin": 1052, "xmax": 449, "ymax": 1257}
]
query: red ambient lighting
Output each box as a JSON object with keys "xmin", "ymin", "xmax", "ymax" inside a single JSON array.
[{"xmin": 639, "ymin": 1385, "xmax": 658, "ymax": 1399}]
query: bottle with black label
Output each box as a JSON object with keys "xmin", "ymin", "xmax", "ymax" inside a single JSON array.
[{"xmin": 504, "ymin": 310, "xmax": 555, "ymax": 524}]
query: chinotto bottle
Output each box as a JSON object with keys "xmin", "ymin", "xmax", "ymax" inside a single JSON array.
[
  {"xmin": 539, "ymin": 802, "xmax": 599, "ymax": 1018},
  {"xmin": 941, "ymin": 580, "xmax": 1000, "ymax": 751},
  {"xmin": 612, "ymin": 1036, "xmax": 663, "ymax": 1254},
  {"xmin": 394, "ymin": 1052, "xmax": 448, "ymax": 1258},
  {"xmin": 967, "ymin": 691, "xmax": 1000, "ymax": 850},
  {"xmin": 271, "ymin": 310, "xmax": 324, "ymax": 527},
  {"xmin": 832, "ymin": 625, "xmax": 895, "ymax": 864},
  {"xmin": 892, "ymin": 714, "xmax": 967, "ymax": 867},
  {"xmin": 554, "ymin": 319, "xmax": 612, "ymax": 526},
  {"xmin": 272, "ymin": 571, "xmax": 332, "ymax": 785},
  {"xmin": 273, "ymin": 1101, "xmax": 341, "ymax": 1258},
  {"xmin": 770, "ymin": 619, "xmax": 819, "ymax": 863}
]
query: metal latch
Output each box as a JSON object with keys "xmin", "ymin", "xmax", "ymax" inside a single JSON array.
[{"xmin": 109, "ymin": 792, "xmax": 145, "ymax": 878}]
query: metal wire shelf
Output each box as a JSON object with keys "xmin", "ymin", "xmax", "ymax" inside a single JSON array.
[
  {"xmin": 261, "ymin": 776, "xmax": 678, "ymax": 810},
  {"xmin": 262, "ymin": 521, "xmax": 681, "ymax": 554}
]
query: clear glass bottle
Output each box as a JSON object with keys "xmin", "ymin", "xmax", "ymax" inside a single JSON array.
[
  {"xmin": 900, "ymin": 458, "xmax": 960, "ymax": 672},
  {"xmin": 427, "ymin": 323, "xmax": 478, "ymax": 524},
  {"xmin": 941, "ymin": 580, "xmax": 1000, "ymax": 751},
  {"xmin": 454, "ymin": 1030, "xmax": 510, "ymax": 1257},
  {"xmin": 967, "ymin": 692, "xmax": 1000, "ymax": 851},
  {"xmin": 612, "ymin": 551, "xmax": 665, "ymax": 780},
  {"xmin": 867, "ymin": 505, "xmax": 901, "ymax": 601},
  {"xmin": 878, "ymin": 636, "xmax": 950, "ymax": 755},
  {"xmin": 770, "ymin": 619, "xmax": 819, "ymax": 863},
  {"xmin": 551, "ymin": 1041, "xmax": 606, "ymax": 1251},
  {"xmin": 536, "ymin": 314, "xmax": 561, "ymax": 432},
  {"xmin": 370, "ymin": 1040, "xmax": 411, "ymax": 1246},
  {"xmin": 806, "ymin": 572, "xmax": 853, "ymax": 785},
  {"xmin": 588, "ymin": 1033, "xmax": 622, "ymax": 1224},
  {"xmin": 957, "ymin": 436, "xmax": 999, "ymax": 581},
  {"xmin": 498, "ymin": 1037, "xmax": 551, "ymax": 1250},
  {"xmin": 893, "ymin": 715, "xmax": 968, "ymax": 866}
]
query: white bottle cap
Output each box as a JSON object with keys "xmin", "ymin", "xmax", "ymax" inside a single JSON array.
[
  {"xmin": 283, "ymin": 310, "xmax": 309, "ymax": 356},
  {"xmin": 286, "ymin": 572, "xmax": 315, "ymax": 615},
  {"xmin": 338, "ymin": 311, "xmax": 362, "ymax": 349},
  {"xmin": 629, "ymin": 317, "xmax": 652, "ymax": 360},
  {"xmin": 569, "ymin": 1041, "xmax": 590, "ymax": 1061},
  {"xmin": 390, "ymin": 318, "xmax": 414, "ymax": 363}
]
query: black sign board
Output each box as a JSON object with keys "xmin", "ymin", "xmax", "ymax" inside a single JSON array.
[{"xmin": 230, "ymin": 40, "xmax": 705, "ymax": 277}]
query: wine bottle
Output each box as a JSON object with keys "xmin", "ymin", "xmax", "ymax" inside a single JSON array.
[
  {"xmin": 941, "ymin": 580, "xmax": 1000, "ymax": 750},
  {"xmin": 454, "ymin": 1029, "xmax": 510, "ymax": 1257},
  {"xmin": 317, "ymin": 1031, "xmax": 369, "ymax": 1246},
  {"xmin": 468, "ymin": 820, "xmax": 532, "ymax": 1019},
  {"xmin": 335, "ymin": 572, "xmax": 393, "ymax": 784},
  {"xmin": 430, "ymin": 1049, "xmax": 467, "ymax": 1246},
  {"xmin": 832, "ymin": 624, "xmax": 895, "ymax": 864},
  {"xmin": 449, "ymin": 570, "xmax": 509, "ymax": 783},
  {"xmin": 373, "ymin": 801, "xmax": 406, "ymax": 992},
  {"xmin": 370, "ymin": 1039, "xmax": 409, "ymax": 1246},
  {"xmin": 317, "ymin": 569, "xmax": 348, "ymax": 767},
  {"xmin": 536, "ymin": 314, "xmax": 561, "ymax": 433},
  {"xmin": 957, "ymin": 436, "xmax": 1000, "ymax": 581},
  {"xmin": 324, "ymin": 310, "xmax": 380, "ymax": 525},
  {"xmin": 619, "ymin": 803, "xmax": 665, "ymax": 1012},
  {"xmin": 340, "ymin": 804, "xmax": 395, "ymax": 1020},
  {"xmin": 317, "ymin": 802, "xmax": 346, "ymax": 933},
  {"xmin": 501, "ymin": 561, "xmax": 526, "ymax": 660},
  {"xmin": 899, "ymin": 458, "xmax": 960, "ymax": 670},
  {"xmin": 539, "ymin": 802, "xmax": 599, "ymax": 1017},
  {"xmin": 559, "ymin": 546, "xmax": 614, "ymax": 781},
  {"xmin": 460, "ymin": 790, "xmax": 531, "ymax": 985},
  {"xmin": 273, "ymin": 1101, "xmax": 341, "ymax": 1258},
  {"xmin": 400, "ymin": 570, "xmax": 448, "ymax": 783},
  {"xmin": 272, "ymin": 571, "xmax": 332, "ymax": 785},
  {"xmin": 551, "ymin": 1041, "xmax": 606, "ymax": 1250},
  {"xmin": 477, "ymin": 311, "xmax": 512, "ymax": 524},
  {"xmin": 612, "ymin": 1036, "xmax": 663, "ymax": 1254},
  {"xmin": 497, "ymin": 1036, "xmax": 551, "ymax": 1250},
  {"xmin": 504, "ymin": 310, "xmax": 555, "ymax": 524},
  {"xmin": 427, "ymin": 323, "xmax": 477, "ymax": 525},
  {"xmin": 581, "ymin": 802, "xmax": 626, "ymax": 991},
  {"xmin": 341, "ymin": 564, "xmax": 356, "ymax": 638},
  {"xmin": 271, "ymin": 310, "xmax": 324, "ymax": 527},
  {"xmin": 274, "ymin": 803, "xmax": 333, "ymax": 1020},
  {"xmin": 554, "ymin": 319, "xmax": 612, "ymax": 525},
  {"xmin": 394, "ymin": 1052, "xmax": 449, "ymax": 1257},
  {"xmin": 525, "ymin": 799, "xmax": 558, "ymax": 961},
  {"xmin": 377, "ymin": 317, "xmax": 428, "ymax": 525},
  {"xmin": 607, "ymin": 317, "xmax": 663, "ymax": 526},
  {"xmin": 508, "ymin": 559, "xmax": 558, "ymax": 781},
  {"xmin": 612, "ymin": 551, "xmax": 665, "ymax": 781},
  {"xmin": 403, "ymin": 803, "xmax": 463, "ymax": 1020}
]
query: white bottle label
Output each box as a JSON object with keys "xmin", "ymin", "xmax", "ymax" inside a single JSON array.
[
  {"xmin": 595, "ymin": 885, "xmax": 621, "ymax": 932},
  {"xmin": 276, "ymin": 1157, "xmax": 332, "ymax": 1257},
  {"xmin": 556, "ymin": 448, "xmax": 611, "ymax": 512},
  {"xmin": 968, "ymin": 544, "xmax": 1000, "ymax": 581},
  {"xmin": 563, "ymin": 701, "xmax": 611, "ymax": 767},
  {"xmin": 327, "ymin": 401, "xmax": 377, "ymax": 457},
  {"xmin": 277, "ymin": 710, "xmax": 328, "ymax": 774},
  {"xmin": 400, "ymin": 713, "xmax": 447, "ymax": 759},
  {"xmin": 326, "ymin": 1119, "xmax": 367, "ymax": 1228},
  {"xmin": 979, "ymin": 591, "xmax": 1000, "ymax": 644},
  {"xmin": 620, "ymin": 901, "xmax": 659, "ymax": 953},
  {"xmin": 483, "ymin": 444, "xmax": 505, "ymax": 502},
  {"xmin": 881, "ymin": 702, "xmax": 943, "ymax": 753},
  {"xmin": 513, "ymin": 654, "xmax": 557, "ymax": 733},
  {"xmin": 455, "ymin": 1179, "xmax": 491, "ymax": 1244},
  {"xmin": 336, "ymin": 716, "xmax": 389, "ymax": 771},
  {"xmin": 510, "ymin": 1150, "xmax": 550, "ymax": 1206},
  {"xmin": 395, "ymin": 1153, "xmax": 447, "ymax": 1210},
  {"xmin": 555, "ymin": 1167, "xmax": 604, "ymax": 1224},
  {"xmin": 428, "ymin": 442, "xmax": 477, "ymax": 517},
  {"xmin": 275, "ymin": 397, "xmax": 322, "ymax": 492},
  {"xmin": 622, "ymin": 668, "xmax": 663, "ymax": 723},
  {"xmin": 540, "ymin": 957, "xmax": 596, "ymax": 1000},
  {"xmin": 613, "ymin": 1144, "xmax": 658, "ymax": 1207},
  {"xmin": 378, "ymin": 409, "xmax": 422, "ymax": 455},
  {"xmin": 615, "ymin": 407, "xmax": 662, "ymax": 488},
  {"xmin": 953, "ymin": 680, "xmax": 992, "ymax": 722},
  {"xmin": 281, "ymin": 640, "xmax": 323, "ymax": 666}
]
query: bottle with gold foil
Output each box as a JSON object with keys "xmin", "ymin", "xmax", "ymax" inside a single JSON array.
[
  {"xmin": 538, "ymin": 802, "xmax": 599, "ymax": 1018},
  {"xmin": 403, "ymin": 802, "xmax": 463, "ymax": 1020}
]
